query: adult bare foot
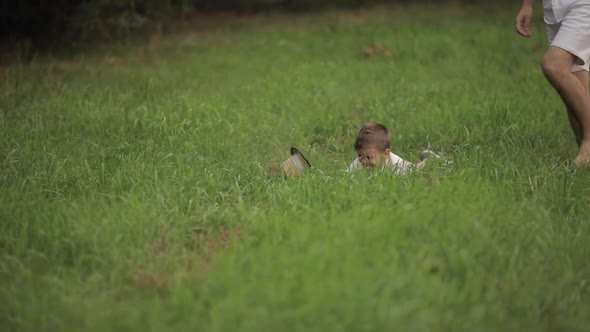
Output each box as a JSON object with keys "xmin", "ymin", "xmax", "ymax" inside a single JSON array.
[{"xmin": 574, "ymin": 142, "xmax": 590, "ymax": 166}]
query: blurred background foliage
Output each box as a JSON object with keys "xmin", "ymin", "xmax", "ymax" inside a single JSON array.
[{"xmin": 1, "ymin": 0, "xmax": 516, "ymax": 51}]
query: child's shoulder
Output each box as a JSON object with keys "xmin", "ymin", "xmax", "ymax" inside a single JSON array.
[
  {"xmin": 387, "ymin": 151, "xmax": 414, "ymax": 174},
  {"xmin": 388, "ymin": 151, "xmax": 411, "ymax": 166}
]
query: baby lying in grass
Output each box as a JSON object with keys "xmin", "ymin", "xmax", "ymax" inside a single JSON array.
[{"xmin": 347, "ymin": 122, "xmax": 431, "ymax": 174}]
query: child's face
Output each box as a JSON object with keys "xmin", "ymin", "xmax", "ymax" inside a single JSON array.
[{"xmin": 356, "ymin": 147, "xmax": 390, "ymax": 168}]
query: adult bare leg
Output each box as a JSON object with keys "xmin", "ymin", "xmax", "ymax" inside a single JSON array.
[
  {"xmin": 566, "ymin": 71, "xmax": 589, "ymax": 146},
  {"xmin": 542, "ymin": 47, "xmax": 590, "ymax": 164}
]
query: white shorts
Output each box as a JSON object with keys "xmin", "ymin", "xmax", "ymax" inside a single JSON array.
[{"xmin": 546, "ymin": 0, "xmax": 590, "ymax": 72}]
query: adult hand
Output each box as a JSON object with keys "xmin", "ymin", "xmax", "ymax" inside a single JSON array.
[{"xmin": 516, "ymin": 5, "xmax": 533, "ymax": 37}]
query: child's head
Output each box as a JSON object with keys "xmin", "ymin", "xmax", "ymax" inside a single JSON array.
[{"xmin": 354, "ymin": 122, "xmax": 391, "ymax": 168}]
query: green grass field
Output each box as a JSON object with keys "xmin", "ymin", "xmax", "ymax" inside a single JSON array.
[{"xmin": 2, "ymin": 3, "xmax": 590, "ymax": 331}]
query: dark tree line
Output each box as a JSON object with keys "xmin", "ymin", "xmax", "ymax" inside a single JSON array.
[{"xmin": 0, "ymin": 0, "xmax": 513, "ymax": 49}]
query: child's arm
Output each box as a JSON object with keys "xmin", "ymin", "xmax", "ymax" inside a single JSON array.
[{"xmin": 516, "ymin": 0, "xmax": 534, "ymax": 37}]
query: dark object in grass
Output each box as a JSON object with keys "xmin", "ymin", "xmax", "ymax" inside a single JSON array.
[{"xmin": 282, "ymin": 147, "xmax": 311, "ymax": 177}]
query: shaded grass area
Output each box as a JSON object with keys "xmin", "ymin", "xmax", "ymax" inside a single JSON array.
[{"xmin": 2, "ymin": 3, "xmax": 590, "ymax": 332}]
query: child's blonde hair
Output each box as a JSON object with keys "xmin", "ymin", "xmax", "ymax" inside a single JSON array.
[{"xmin": 354, "ymin": 122, "xmax": 391, "ymax": 151}]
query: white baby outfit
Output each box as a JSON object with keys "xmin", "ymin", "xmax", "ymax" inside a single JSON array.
[{"xmin": 347, "ymin": 152, "xmax": 414, "ymax": 175}]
